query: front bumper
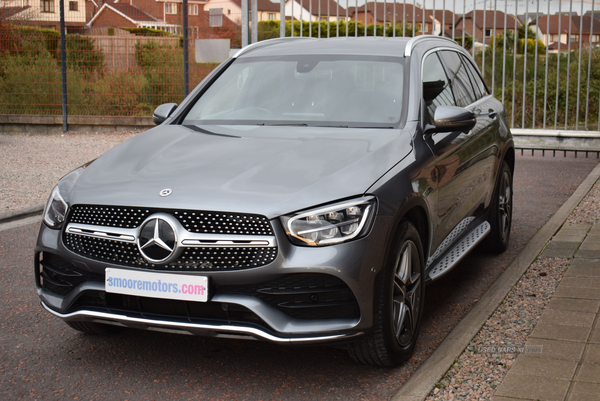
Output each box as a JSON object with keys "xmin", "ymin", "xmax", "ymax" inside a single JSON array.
[{"xmin": 35, "ymin": 214, "xmax": 392, "ymax": 344}]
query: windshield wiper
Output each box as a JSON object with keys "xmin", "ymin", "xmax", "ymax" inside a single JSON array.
[{"xmin": 184, "ymin": 125, "xmax": 241, "ymax": 138}]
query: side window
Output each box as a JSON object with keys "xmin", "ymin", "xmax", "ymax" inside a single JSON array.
[
  {"xmin": 461, "ymin": 54, "xmax": 489, "ymax": 99},
  {"xmin": 422, "ymin": 52, "xmax": 455, "ymax": 122},
  {"xmin": 438, "ymin": 51, "xmax": 476, "ymax": 107}
]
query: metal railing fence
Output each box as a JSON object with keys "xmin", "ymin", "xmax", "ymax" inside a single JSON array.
[{"xmin": 0, "ymin": 0, "xmax": 599, "ymax": 133}]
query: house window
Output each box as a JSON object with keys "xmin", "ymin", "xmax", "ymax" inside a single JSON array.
[
  {"xmin": 165, "ymin": 3, "xmax": 177, "ymax": 14},
  {"xmin": 68, "ymin": 1, "xmax": 77, "ymax": 11},
  {"xmin": 41, "ymin": 0, "xmax": 54, "ymax": 13},
  {"xmin": 485, "ymin": 29, "xmax": 491, "ymax": 37},
  {"xmin": 210, "ymin": 8, "xmax": 223, "ymax": 27},
  {"xmin": 189, "ymin": 4, "xmax": 198, "ymax": 15},
  {"xmin": 267, "ymin": 12, "xmax": 275, "ymax": 20}
]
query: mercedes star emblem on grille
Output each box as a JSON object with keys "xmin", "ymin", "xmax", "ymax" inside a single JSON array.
[
  {"xmin": 159, "ymin": 188, "xmax": 173, "ymax": 197},
  {"xmin": 138, "ymin": 217, "xmax": 177, "ymax": 263}
]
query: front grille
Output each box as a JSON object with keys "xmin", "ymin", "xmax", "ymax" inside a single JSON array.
[
  {"xmin": 69, "ymin": 205, "xmax": 273, "ymax": 235},
  {"xmin": 64, "ymin": 205, "xmax": 277, "ymax": 270},
  {"xmin": 218, "ymin": 274, "xmax": 360, "ymax": 320},
  {"xmin": 64, "ymin": 233, "xmax": 278, "ymax": 271}
]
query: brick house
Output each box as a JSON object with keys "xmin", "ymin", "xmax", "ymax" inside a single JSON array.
[
  {"xmin": 204, "ymin": 0, "xmax": 280, "ymax": 26},
  {"xmin": 531, "ymin": 14, "xmax": 600, "ymax": 50},
  {"xmin": 349, "ymin": 3, "xmax": 432, "ymax": 33},
  {"xmin": 426, "ymin": 9, "xmax": 458, "ymax": 35},
  {"xmin": 86, "ymin": 0, "xmax": 209, "ymax": 35},
  {"xmin": 0, "ymin": 0, "xmax": 87, "ymax": 32},
  {"xmin": 455, "ymin": 10, "xmax": 521, "ymax": 45},
  {"xmin": 285, "ymin": 0, "xmax": 346, "ymax": 23}
]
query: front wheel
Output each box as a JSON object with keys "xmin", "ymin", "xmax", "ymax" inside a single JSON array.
[
  {"xmin": 481, "ymin": 161, "xmax": 513, "ymax": 253},
  {"xmin": 348, "ymin": 220, "xmax": 425, "ymax": 367}
]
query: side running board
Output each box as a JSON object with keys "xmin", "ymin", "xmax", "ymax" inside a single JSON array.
[{"xmin": 427, "ymin": 221, "xmax": 491, "ymax": 281}]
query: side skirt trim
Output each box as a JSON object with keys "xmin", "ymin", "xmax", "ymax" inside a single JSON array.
[{"xmin": 427, "ymin": 221, "xmax": 491, "ymax": 281}]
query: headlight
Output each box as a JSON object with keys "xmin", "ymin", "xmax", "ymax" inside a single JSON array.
[
  {"xmin": 43, "ymin": 186, "xmax": 68, "ymax": 229},
  {"xmin": 281, "ymin": 196, "xmax": 376, "ymax": 246}
]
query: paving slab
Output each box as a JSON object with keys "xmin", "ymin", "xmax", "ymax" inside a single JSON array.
[
  {"xmin": 583, "ymin": 344, "xmax": 600, "ymax": 364},
  {"xmin": 542, "ymin": 248, "xmax": 579, "ymax": 258},
  {"xmin": 576, "ymin": 362, "xmax": 600, "ymax": 383},
  {"xmin": 576, "ymin": 250, "xmax": 600, "ymax": 258},
  {"xmin": 536, "ymin": 309, "xmax": 596, "ymax": 327},
  {"xmin": 567, "ymin": 381, "xmax": 600, "ymax": 401},
  {"xmin": 558, "ymin": 276, "xmax": 600, "ymax": 289},
  {"xmin": 579, "ymin": 239, "xmax": 600, "ymax": 251},
  {"xmin": 495, "ymin": 374, "xmax": 570, "ymax": 401},
  {"xmin": 564, "ymin": 266, "xmax": 600, "ymax": 278},
  {"xmin": 506, "ymin": 355, "xmax": 578, "ymax": 380},
  {"xmin": 530, "ymin": 323, "xmax": 592, "ymax": 342},
  {"xmin": 591, "ymin": 327, "xmax": 600, "ymax": 344},
  {"xmin": 553, "ymin": 285, "xmax": 600, "ymax": 300},
  {"xmin": 547, "ymin": 298, "xmax": 600, "ymax": 313},
  {"xmin": 523, "ymin": 338, "xmax": 586, "ymax": 361},
  {"xmin": 568, "ymin": 258, "xmax": 600, "ymax": 268}
]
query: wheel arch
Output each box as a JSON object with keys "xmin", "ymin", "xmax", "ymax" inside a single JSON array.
[
  {"xmin": 386, "ymin": 198, "xmax": 431, "ymax": 269},
  {"xmin": 503, "ymin": 144, "xmax": 515, "ymax": 174}
]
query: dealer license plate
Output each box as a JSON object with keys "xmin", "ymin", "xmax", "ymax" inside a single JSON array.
[{"xmin": 105, "ymin": 268, "xmax": 208, "ymax": 302}]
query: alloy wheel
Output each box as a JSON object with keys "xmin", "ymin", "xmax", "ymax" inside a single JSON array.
[
  {"xmin": 498, "ymin": 170, "xmax": 512, "ymax": 243},
  {"xmin": 393, "ymin": 241, "xmax": 422, "ymax": 347}
]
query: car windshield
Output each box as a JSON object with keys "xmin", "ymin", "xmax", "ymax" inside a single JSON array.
[{"xmin": 183, "ymin": 55, "xmax": 404, "ymax": 128}]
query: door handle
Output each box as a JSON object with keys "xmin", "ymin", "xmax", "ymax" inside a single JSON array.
[{"xmin": 488, "ymin": 109, "xmax": 498, "ymax": 119}]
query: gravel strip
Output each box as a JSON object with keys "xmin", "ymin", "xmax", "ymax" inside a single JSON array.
[
  {"xmin": 0, "ymin": 131, "xmax": 140, "ymax": 212},
  {"xmin": 425, "ymin": 258, "xmax": 570, "ymax": 400},
  {"xmin": 565, "ymin": 178, "xmax": 600, "ymax": 225},
  {"xmin": 426, "ymin": 175, "xmax": 600, "ymax": 401}
]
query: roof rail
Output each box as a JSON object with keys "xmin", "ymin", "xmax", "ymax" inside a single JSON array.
[
  {"xmin": 233, "ymin": 37, "xmax": 312, "ymax": 58},
  {"xmin": 404, "ymin": 35, "xmax": 459, "ymax": 57}
]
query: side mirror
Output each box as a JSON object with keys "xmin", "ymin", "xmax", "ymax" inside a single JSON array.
[
  {"xmin": 153, "ymin": 103, "xmax": 178, "ymax": 125},
  {"xmin": 433, "ymin": 106, "xmax": 476, "ymax": 132}
]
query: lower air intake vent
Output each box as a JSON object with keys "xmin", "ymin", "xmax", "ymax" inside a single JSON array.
[{"xmin": 218, "ymin": 274, "xmax": 360, "ymax": 320}]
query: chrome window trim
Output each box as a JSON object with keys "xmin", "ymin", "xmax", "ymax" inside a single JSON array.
[
  {"xmin": 405, "ymin": 36, "xmax": 459, "ymax": 57},
  {"xmin": 420, "ymin": 47, "xmax": 490, "ymax": 109}
]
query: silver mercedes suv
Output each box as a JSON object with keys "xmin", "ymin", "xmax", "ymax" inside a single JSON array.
[{"xmin": 35, "ymin": 36, "xmax": 514, "ymax": 366}]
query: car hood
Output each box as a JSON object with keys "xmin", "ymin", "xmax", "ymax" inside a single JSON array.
[{"xmin": 67, "ymin": 124, "xmax": 412, "ymax": 219}]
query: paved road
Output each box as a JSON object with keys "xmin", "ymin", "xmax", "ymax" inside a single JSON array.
[{"xmin": 1, "ymin": 153, "xmax": 598, "ymax": 400}]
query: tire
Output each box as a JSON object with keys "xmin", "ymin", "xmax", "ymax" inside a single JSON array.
[
  {"xmin": 65, "ymin": 321, "xmax": 124, "ymax": 335},
  {"xmin": 481, "ymin": 161, "xmax": 513, "ymax": 253},
  {"xmin": 348, "ymin": 220, "xmax": 425, "ymax": 367}
]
